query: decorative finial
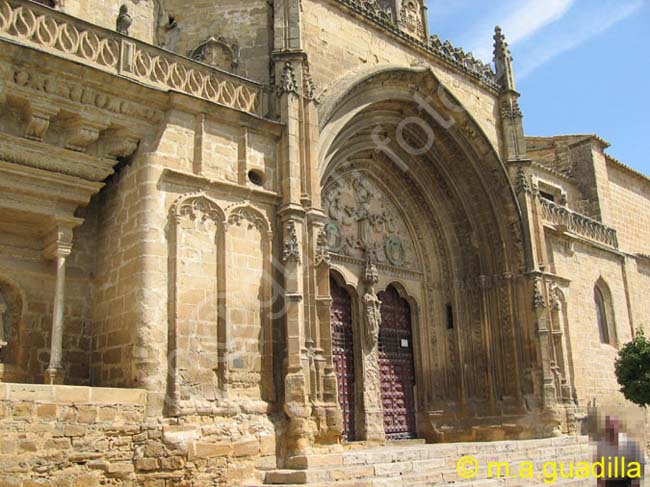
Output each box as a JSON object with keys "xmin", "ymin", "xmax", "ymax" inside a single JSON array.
[
  {"xmin": 116, "ymin": 4, "xmax": 133, "ymax": 36},
  {"xmin": 493, "ymin": 25, "xmax": 516, "ymax": 91}
]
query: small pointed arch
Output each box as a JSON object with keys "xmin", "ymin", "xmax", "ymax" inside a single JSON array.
[
  {"xmin": 171, "ymin": 192, "xmax": 226, "ymax": 229},
  {"xmin": 594, "ymin": 278, "xmax": 617, "ymax": 347},
  {"xmin": 225, "ymin": 201, "xmax": 272, "ymax": 239},
  {"xmin": 379, "ymin": 281, "xmax": 416, "ymax": 308}
]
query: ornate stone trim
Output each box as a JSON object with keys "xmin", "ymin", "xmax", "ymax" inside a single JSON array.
[
  {"xmin": 533, "ymin": 276, "xmax": 546, "ymax": 310},
  {"xmin": 171, "ymin": 191, "xmax": 225, "ymax": 226},
  {"xmin": 0, "ymin": 0, "xmax": 264, "ymax": 116},
  {"xmin": 282, "ymin": 221, "xmax": 301, "ymax": 264},
  {"xmin": 225, "ymin": 201, "xmax": 272, "ymax": 238},
  {"xmin": 277, "ymin": 61, "xmax": 299, "ymax": 97},
  {"xmin": 500, "ymin": 99, "xmax": 523, "ymax": 120},
  {"xmin": 315, "ymin": 228, "xmax": 331, "ymax": 267},
  {"xmin": 538, "ymin": 197, "xmax": 619, "ymax": 249}
]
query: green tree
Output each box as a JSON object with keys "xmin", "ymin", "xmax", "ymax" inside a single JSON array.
[{"xmin": 615, "ymin": 328, "xmax": 650, "ymax": 407}]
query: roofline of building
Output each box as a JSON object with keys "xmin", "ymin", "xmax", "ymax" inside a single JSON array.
[{"xmin": 526, "ymin": 134, "xmax": 649, "ymax": 183}]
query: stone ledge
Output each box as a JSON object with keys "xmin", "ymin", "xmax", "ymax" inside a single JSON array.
[{"xmin": 0, "ymin": 382, "xmax": 147, "ymax": 405}]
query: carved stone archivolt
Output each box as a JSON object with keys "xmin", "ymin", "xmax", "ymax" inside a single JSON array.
[{"xmin": 322, "ymin": 173, "xmax": 417, "ymax": 270}]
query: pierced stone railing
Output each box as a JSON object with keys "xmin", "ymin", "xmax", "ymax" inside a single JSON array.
[
  {"xmin": 0, "ymin": 0, "xmax": 265, "ymax": 116},
  {"xmin": 538, "ymin": 197, "xmax": 619, "ymax": 249}
]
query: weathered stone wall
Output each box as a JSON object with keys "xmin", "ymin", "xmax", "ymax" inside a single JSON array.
[
  {"xmin": 605, "ymin": 162, "xmax": 650, "ymax": 255},
  {"xmin": 160, "ymin": 0, "xmax": 272, "ymax": 83},
  {"xmin": 548, "ymin": 236, "xmax": 632, "ymax": 407},
  {"xmin": 0, "ymin": 383, "xmax": 277, "ymax": 486},
  {"xmin": 92, "ymin": 157, "xmax": 150, "ymax": 389},
  {"xmin": 302, "ymin": 0, "xmax": 502, "ymax": 154}
]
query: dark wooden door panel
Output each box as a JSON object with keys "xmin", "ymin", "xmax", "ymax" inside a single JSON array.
[
  {"xmin": 330, "ymin": 276, "xmax": 355, "ymax": 441},
  {"xmin": 378, "ymin": 286, "xmax": 416, "ymax": 440}
]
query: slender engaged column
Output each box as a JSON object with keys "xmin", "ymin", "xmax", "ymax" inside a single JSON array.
[
  {"xmin": 43, "ymin": 225, "xmax": 73, "ymax": 385},
  {"xmin": 45, "ymin": 253, "xmax": 67, "ymax": 384}
]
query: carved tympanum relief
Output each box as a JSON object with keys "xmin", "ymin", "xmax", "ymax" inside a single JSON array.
[{"xmin": 322, "ymin": 173, "xmax": 418, "ymax": 270}]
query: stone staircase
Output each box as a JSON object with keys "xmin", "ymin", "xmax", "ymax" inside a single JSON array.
[{"xmin": 255, "ymin": 436, "xmax": 595, "ymax": 486}]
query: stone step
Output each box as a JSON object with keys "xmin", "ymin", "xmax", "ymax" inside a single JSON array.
[{"xmin": 261, "ymin": 436, "xmax": 593, "ymax": 486}]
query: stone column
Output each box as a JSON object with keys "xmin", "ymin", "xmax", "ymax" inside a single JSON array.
[
  {"xmin": 43, "ymin": 225, "xmax": 73, "ymax": 385},
  {"xmin": 360, "ymin": 259, "xmax": 385, "ymax": 441}
]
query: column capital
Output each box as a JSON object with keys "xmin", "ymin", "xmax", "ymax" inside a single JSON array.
[{"xmin": 43, "ymin": 224, "xmax": 74, "ymax": 260}]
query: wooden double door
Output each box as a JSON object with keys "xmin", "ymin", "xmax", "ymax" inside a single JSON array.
[{"xmin": 330, "ymin": 277, "xmax": 416, "ymax": 441}]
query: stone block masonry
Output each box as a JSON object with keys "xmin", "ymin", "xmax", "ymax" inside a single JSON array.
[{"xmin": 0, "ymin": 383, "xmax": 278, "ymax": 486}]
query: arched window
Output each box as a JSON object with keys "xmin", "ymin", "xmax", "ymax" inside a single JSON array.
[{"xmin": 594, "ymin": 281, "xmax": 616, "ymax": 347}]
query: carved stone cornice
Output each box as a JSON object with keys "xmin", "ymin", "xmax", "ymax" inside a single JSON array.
[
  {"xmin": 161, "ymin": 168, "xmax": 281, "ymax": 206},
  {"xmin": 9, "ymin": 67, "xmax": 163, "ymax": 127},
  {"xmin": 0, "ymin": 132, "xmax": 117, "ymax": 181}
]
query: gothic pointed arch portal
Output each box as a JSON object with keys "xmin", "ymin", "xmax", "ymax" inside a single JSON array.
[{"xmin": 316, "ymin": 66, "xmax": 550, "ymax": 443}]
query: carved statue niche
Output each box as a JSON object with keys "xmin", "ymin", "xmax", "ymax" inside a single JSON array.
[
  {"xmin": 362, "ymin": 259, "xmax": 381, "ymax": 349},
  {"xmin": 189, "ymin": 36, "xmax": 240, "ymax": 71}
]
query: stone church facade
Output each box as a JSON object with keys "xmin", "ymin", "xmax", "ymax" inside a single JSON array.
[{"xmin": 0, "ymin": 0, "xmax": 648, "ymax": 485}]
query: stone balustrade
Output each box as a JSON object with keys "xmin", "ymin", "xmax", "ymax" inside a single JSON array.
[
  {"xmin": 0, "ymin": 0, "xmax": 266, "ymax": 116},
  {"xmin": 538, "ymin": 197, "xmax": 619, "ymax": 249}
]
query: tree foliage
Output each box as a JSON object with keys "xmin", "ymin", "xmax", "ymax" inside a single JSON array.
[{"xmin": 615, "ymin": 328, "xmax": 650, "ymax": 407}]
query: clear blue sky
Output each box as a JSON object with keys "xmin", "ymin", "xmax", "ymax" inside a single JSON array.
[{"xmin": 426, "ymin": 0, "xmax": 650, "ymax": 175}]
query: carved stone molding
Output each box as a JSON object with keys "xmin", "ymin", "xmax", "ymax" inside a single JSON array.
[{"xmin": 11, "ymin": 68, "xmax": 163, "ymax": 125}]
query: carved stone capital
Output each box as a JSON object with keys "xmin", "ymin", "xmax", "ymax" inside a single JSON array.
[{"xmin": 43, "ymin": 225, "xmax": 74, "ymax": 259}]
